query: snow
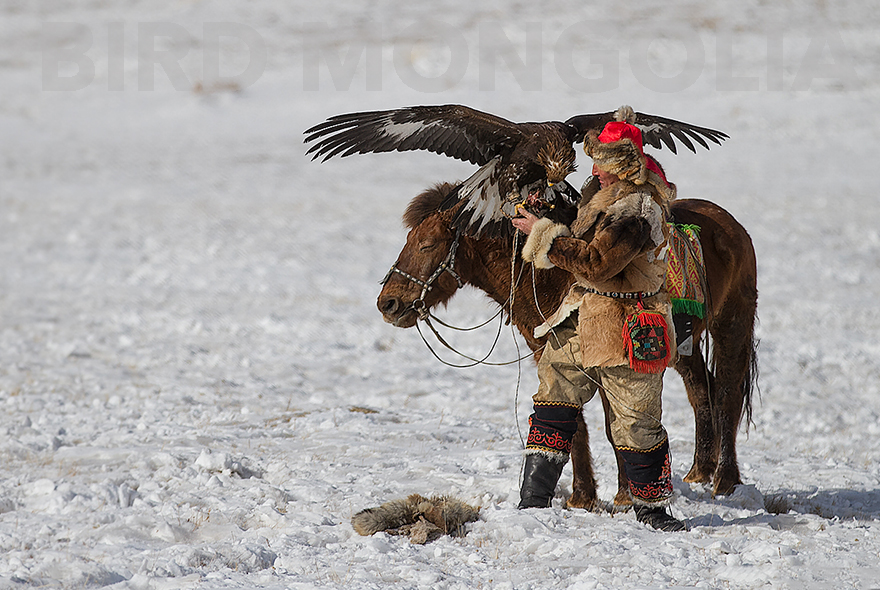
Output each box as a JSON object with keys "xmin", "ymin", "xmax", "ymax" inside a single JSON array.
[{"xmin": 2, "ymin": 0, "xmax": 880, "ymax": 588}]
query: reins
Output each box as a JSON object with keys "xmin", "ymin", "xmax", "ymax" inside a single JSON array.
[{"xmin": 381, "ymin": 227, "xmax": 539, "ymax": 368}]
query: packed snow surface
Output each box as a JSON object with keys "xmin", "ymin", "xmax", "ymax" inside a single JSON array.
[{"xmin": 1, "ymin": 1, "xmax": 880, "ymax": 588}]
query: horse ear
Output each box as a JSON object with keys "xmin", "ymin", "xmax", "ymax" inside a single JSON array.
[{"xmin": 403, "ymin": 182, "xmax": 461, "ymax": 228}]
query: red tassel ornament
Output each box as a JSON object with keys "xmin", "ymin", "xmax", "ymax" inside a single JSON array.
[{"xmin": 622, "ymin": 301, "xmax": 671, "ymax": 374}]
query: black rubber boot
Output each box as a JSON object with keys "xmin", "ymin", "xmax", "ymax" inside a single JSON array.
[
  {"xmin": 518, "ymin": 453, "xmax": 566, "ymax": 509},
  {"xmin": 634, "ymin": 504, "xmax": 687, "ymax": 532}
]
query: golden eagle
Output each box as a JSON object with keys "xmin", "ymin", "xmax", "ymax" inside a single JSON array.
[{"xmin": 304, "ymin": 104, "xmax": 727, "ymax": 236}]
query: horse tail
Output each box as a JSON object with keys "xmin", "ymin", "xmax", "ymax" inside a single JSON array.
[{"xmin": 741, "ymin": 321, "xmax": 759, "ymax": 430}]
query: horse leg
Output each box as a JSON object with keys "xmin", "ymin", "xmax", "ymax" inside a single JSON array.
[
  {"xmin": 674, "ymin": 327, "xmax": 718, "ymax": 486},
  {"xmin": 566, "ymin": 412, "xmax": 599, "ymax": 510},
  {"xmin": 598, "ymin": 390, "xmax": 632, "ymax": 508},
  {"xmin": 709, "ymin": 306, "xmax": 757, "ymax": 496}
]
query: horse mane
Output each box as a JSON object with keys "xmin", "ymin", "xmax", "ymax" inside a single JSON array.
[{"xmin": 403, "ymin": 182, "xmax": 460, "ymax": 229}]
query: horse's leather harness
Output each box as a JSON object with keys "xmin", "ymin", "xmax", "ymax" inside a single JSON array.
[{"xmin": 379, "ymin": 228, "xmax": 464, "ymax": 320}]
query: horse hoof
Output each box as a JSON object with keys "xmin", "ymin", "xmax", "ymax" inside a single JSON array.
[
  {"xmin": 713, "ymin": 478, "xmax": 742, "ymax": 497},
  {"xmin": 613, "ymin": 489, "xmax": 633, "ymax": 509},
  {"xmin": 683, "ymin": 465, "xmax": 713, "ymax": 485},
  {"xmin": 566, "ymin": 492, "xmax": 598, "ymax": 511}
]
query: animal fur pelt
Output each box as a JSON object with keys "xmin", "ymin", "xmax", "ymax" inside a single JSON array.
[{"xmin": 351, "ymin": 494, "xmax": 480, "ymax": 544}]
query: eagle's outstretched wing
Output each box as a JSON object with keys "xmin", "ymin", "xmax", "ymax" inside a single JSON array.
[
  {"xmin": 443, "ymin": 158, "xmax": 508, "ymax": 238},
  {"xmin": 565, "ymin": 110, "xmax": 729, "ymax": 155},
  {"xmin": 438, "ymin": 165, "xmax": 581, "ymax": 239},
  {"xmin": 304, "ymin": 104, "xmax": 526, "ymax": 165},
  {"xmin": 305, "ymin": 104, "xmax": 728, "ymax": 239}
]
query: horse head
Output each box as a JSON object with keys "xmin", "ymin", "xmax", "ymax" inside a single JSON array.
[{"xmin": 377, "ymin": 183, "xmax": 466, "ymax": 328}]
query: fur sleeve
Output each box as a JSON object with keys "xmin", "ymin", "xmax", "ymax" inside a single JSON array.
[
  {"xmin": 522, "ymin": 218, "xmax": 571, "ymax": 269},
  {"xmin": 547, "ymin": 216, "xmax": 651, "ymax": 282}
]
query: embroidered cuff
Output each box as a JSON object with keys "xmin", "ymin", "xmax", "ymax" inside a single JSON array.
[
  {"xmin": 522, "ymin": 218, "xmax": 571, "ymax": 269},
  {"xmin": 524, "ymin": 402, "xmax": 580, "ymax": 458},
  {"xmin": 616, "ymin": 439, "xmax": 674, "ymax": 506}
]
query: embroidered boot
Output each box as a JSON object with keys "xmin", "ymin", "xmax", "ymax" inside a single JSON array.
[
  {"xmin": 518, "ymin": 402, "xmax": 580, "ymax": 509},
  {"xmin": 615, "ymin": 438, "xmax": 686, "ymax": 530},
  {"xmin": 615, "ymin": 438, "xmax": 674, "ymax": 506}
]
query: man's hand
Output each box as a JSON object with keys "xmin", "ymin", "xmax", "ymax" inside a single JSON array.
[{"xmin": 511, "ymin": 209, "xmax": 539, "ymax": 235}]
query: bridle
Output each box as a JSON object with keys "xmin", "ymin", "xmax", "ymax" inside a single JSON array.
[
  {"xmin": 380, "ymin": 227, "xmax": 464, "ymax": 321},
  {"xmin": 380, "ymin": 226, "xmax": 539, "ymax": 369}
]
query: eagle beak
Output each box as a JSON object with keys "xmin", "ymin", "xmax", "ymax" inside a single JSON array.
[{"xmin": 547, "ymin": 181, "xmax": 555, "ymax": 187}]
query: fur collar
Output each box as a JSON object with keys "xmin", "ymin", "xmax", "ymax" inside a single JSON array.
[{"xmin": 571, "ymin": 176, "xmax": 673, "ymax": 242}]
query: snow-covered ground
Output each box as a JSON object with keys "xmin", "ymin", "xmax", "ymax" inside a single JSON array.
[{"xmin": 2, "ymin": 1, "xmax": 880, "ymax": 588}]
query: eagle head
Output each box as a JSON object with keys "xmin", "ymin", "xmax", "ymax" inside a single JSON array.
[{"xmin": 537, "ymin": 140, "xmax": 577, "ymax": 186}]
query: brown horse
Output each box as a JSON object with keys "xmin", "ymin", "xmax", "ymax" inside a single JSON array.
[{"xmin": 378, "ymin": 182, "xmax": 758, "ymax": 509}]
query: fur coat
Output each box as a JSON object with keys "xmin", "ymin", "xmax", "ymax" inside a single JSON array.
[{"xmin": 522, "ymin": 174, "xmax": 676, "ymax": 369}]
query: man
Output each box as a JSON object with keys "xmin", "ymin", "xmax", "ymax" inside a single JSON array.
[{"xmin": 511, "ymin": 118, "xmax": 685, "ymax": 532}]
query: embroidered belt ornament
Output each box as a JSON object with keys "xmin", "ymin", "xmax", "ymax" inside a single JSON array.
[
  {"xmin": 622, "ymin": 301, "xmax": 671, "ymax": 374},
  {"xmin": 584, "ymin": 286, "xmax": 662, "ymax": 300}
]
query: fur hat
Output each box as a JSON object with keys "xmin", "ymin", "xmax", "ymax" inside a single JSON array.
[
  {"xmin": 351, "ymin": 494, "xmax": 480, "ymax": 544},
  {"xmin": 586, "ymin": 120, "xmax": 648, "ymax": 185},
  {"xmin": 585, "ymin": 106, "xmax": 669, "ymax": 188}
]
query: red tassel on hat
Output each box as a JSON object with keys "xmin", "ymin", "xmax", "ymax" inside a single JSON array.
[{"xmin": 645, "ymin": 157, "xmax": 669, "ymax": 186}]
